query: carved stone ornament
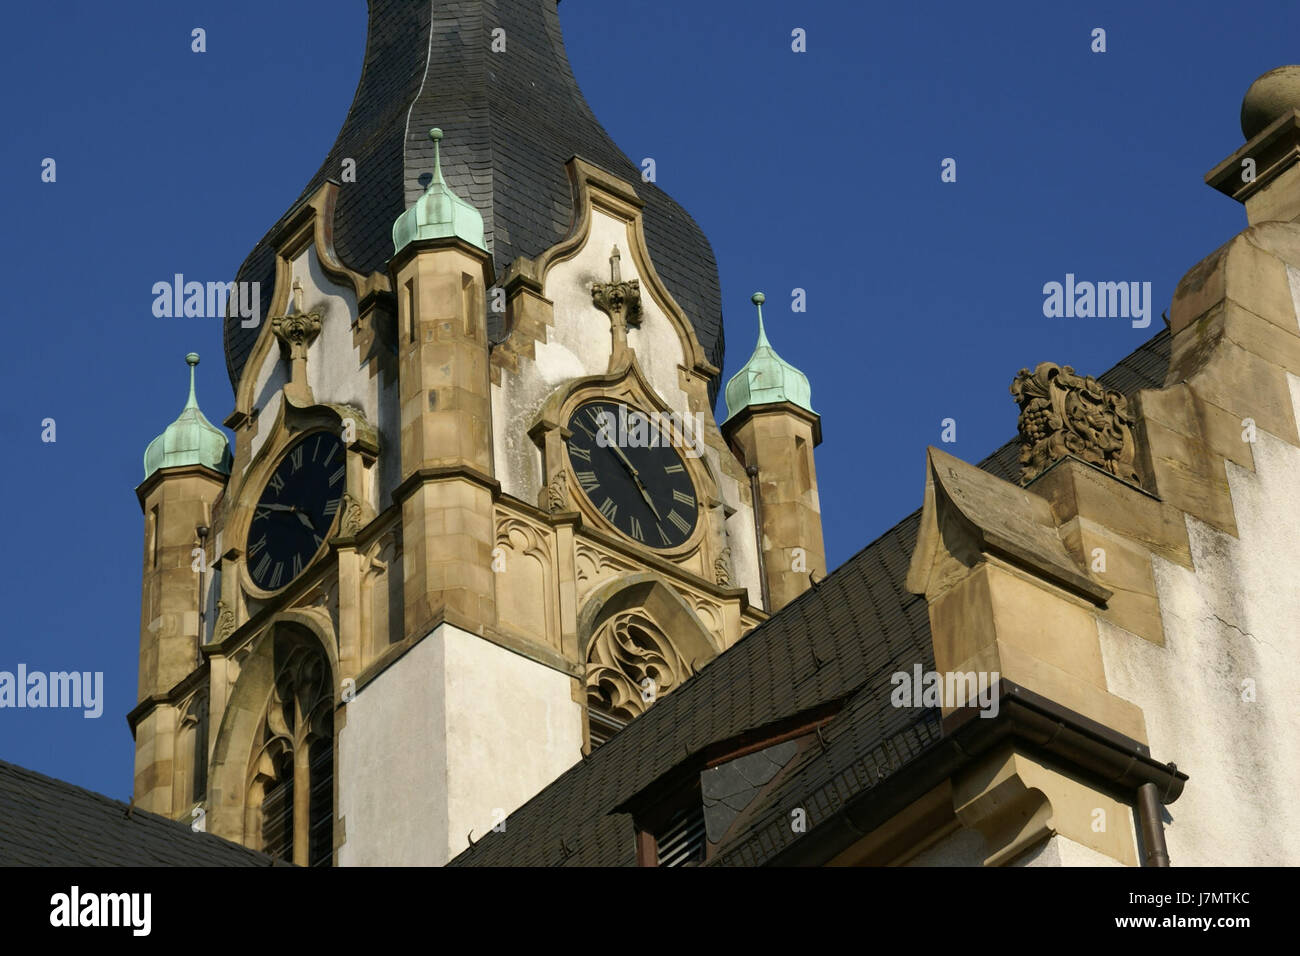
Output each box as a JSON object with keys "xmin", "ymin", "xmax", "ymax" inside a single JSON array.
[
  {"xmin": 714, "ymin": 546, "xmax": 732, "ymax": 587},
  {"xmin": 271, "ymin": 279, "xmax": 323, "ymax": 356},
  {"xmin": 213, "ymin": 599, "xmax": 237, "ymax": 642},
  {"xmin": 339, "ymin": 491, "xmax": 365, "ymax": 537},
  {"xmin": 586, "ymin": 611, "xmax": 691, "ymax": 722},
  {"xmin": 590, "ymin": 245, "xmax": 641, "ymax": 368},
  {"xmin": 271, "ymin": 279, "xmax": 323, "ymax": 403},
  {"xmin": 1010, "ymin": 362, "xmax": 1139, "ymax": 486},
  {"xmin": 546, "ymin": 469, "xmax": 569, "ymax": 513}
]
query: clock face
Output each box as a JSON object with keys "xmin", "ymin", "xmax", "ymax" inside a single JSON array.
[
  {"xmin": 246, "ymin": 431, "xmax": 346, "ymax": 591},
  {"xmin": 565, "ymin": 400, "xmax": 699, "ymax": 550}
]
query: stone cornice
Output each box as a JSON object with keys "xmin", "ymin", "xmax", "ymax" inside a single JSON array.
[
  {"xmin": 1206, "ymin": 109, "xmax": 1300, "ymax": 205},
  {"xmin": 134, "ymin": 463, "xmax": 229, "ymax": 511},
  {"xmin": 720, "ymin": 399, "xmax": 822, "ymax": 447}
]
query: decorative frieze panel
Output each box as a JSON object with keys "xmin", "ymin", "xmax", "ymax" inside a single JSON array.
[
  {"xmin": 494, "ymin": 513, "xmax": 560, "ymax": 650},
  {"xmin": 1011, "ymin": 362, "xmax": 1140, "ymax": 485},
  {"xmin": 575, "ymin": 541, "xmax": 637, "ymax": 603}
]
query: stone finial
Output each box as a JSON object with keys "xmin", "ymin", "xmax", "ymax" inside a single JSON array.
[
  {"xmin": 142, "ymin": 352, "xmax": 233, "ymax": 479},
  {"xmin": 271, "ymin": 278, "xmax": 323, "ymax": 404},
  {"xmin": 722, "ymin": 291, "xmax": 815, "ymax": 423},
  {"xmin": 591, "ymin": 244, "xmax": 642, "ymax": 369},
  {"xmin": 1242, "ymin": 65, "xmax": 1300, "ymax": 139},
  {"xmin": 1010, "ymin": 363, "xmax": 1139, "ymax": 486},
  {"xmin": 391, "ymin": 127, "xmax": 487, "ymax": 254}
]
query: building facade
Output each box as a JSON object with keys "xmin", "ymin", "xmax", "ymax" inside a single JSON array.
[
  {"xmin": 129, "ymin": 0, "xmax": 823, "ymax": 866},
  {"xmin": 129, "ymin": 3, "xmax": 1300, "ymax": 868}
]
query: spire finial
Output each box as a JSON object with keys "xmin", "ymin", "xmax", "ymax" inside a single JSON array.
[
  {"xmin": 751, "ymin": 291, "xmax": 769, "ymax": 345},
  {"xmin": 142, "ymin": 350, "xmax": 232, "ymax": 478},
  {"xmin": 721, "ymin": 292, "xmax": 815, "ymax": 423},
  {"xmin": 185, "ymin": 352, "xmax": 200, "ymax": 409},
  {"xmin": 429, "ymin": 127, "xmax": 445, "ymax": 185},
  {"xmin": 392, "ymin": 127, "xmax": 487, "ymax": 254}
]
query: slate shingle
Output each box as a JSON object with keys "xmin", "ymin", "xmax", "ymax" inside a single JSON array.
[
  {"xmin": 0, "ymin": 760, "xmax": 277, "ymax": 867},
  {"xmin": 225, "ymin": 0, "xmax": 725, "ymax": 402}
]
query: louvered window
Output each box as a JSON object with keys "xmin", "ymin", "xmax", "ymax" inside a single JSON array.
[
  {"xmin": 308, "ymin": 737, "xmax": 334, "ymax": 867},
  {"xmin": 654, "ymin": 801, "xmax": 706, "ymax": 867},
  {"xmin": 260, "ymin": 752, "xmax": 295, "ymax": 863}
]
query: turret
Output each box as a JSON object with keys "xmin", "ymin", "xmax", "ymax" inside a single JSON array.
[
  {"xmin": 390, "ymin": 129, "xmax": 496, "ymax": 637},
  {"xmin": 721, "ymin": 293, "xmax": 826, "ymax": 611},
  {"xmin": 133, "ymin": 353, "xmax": 231, "ymax": 813}
]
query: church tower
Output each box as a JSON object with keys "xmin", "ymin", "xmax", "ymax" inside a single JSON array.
[{"xmin": 130, "ymin": 0, "xmax": 824, "ymax": 866}]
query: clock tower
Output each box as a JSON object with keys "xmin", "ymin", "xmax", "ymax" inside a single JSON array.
[{"xmin": 129, "ymin": 0, "xmax": 826, "ymax": 866}]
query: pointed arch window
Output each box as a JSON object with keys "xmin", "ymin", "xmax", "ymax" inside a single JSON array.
[{"xmin": 246, "ymin": 636, "xmax": 334, "ymax": 866}]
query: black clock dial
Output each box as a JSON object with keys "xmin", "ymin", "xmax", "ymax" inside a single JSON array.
[
  {"xmin": 246, "ymin": 431, "xmax": 346, "ymax": 591},
  {"xmin": 565, "ymin": 400, "xmax": 699, "ymax": 550}
]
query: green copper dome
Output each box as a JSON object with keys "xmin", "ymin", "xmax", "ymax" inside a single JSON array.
[
  {"xmin": 143, "ymin": 353, "xmax": 233, "ymax": 479},
  {"xmin": 723, "ymin": 292, "xmax": 815, "ymax": 423},
  {"xmin": 392, "ymin": 128, "xmax": 486, "ymax": 255}
]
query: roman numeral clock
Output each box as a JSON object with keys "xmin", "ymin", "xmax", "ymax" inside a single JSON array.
[
  {"xmin": 245, "ymin": 431, "xmax": 347, "ymax": 591},
  {"xmin": 564, "ymin": 400, "xmax": 698, "ymax": 549}
]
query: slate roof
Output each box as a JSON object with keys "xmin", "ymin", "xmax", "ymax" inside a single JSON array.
[
  {"xmin": 0, "ymin": 759, "xmax": 277, "ymax": 866},
  {"xmin": 452, "ymin": 328, "xmax": 1173, "ymax": 867},
  {"xmin": 225, "ymin": 0, "xmax": 725, "ymax": 400}
]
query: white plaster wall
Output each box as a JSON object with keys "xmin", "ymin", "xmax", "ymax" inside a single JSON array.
[
  {"xmin": 1016, "ymin": 835, "xmax": 1125, "ymax": 867},
  {"xmin": 489, "ymin": 209, "xmax": 762, "ymax": 604},
  {"xmin": 1097, "ymin": 374, "xmax": 1300, "ymax": 866},
  {"xmin": 336, "ymin": 629, "xmax": 446, "ymax": 866},
  {"xmin": 441, "ymin": 624, "xmax": 584, "ymax": 859},
  {"xmin": 248, "ymin": 369, "xmax": 286, "ymax": 468},
  {"xmin": 492, "ymin": 210, "xmax": 690, "ymax": 503},
  {"xmin": 337, "ymin": 623, "xmax": 583, "ymax": 865},
  {"xmin": 245, "ymin": 246, "xmax": 400, "ymax": 506}
]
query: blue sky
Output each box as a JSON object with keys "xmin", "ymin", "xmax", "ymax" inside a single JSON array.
[{"xmin": 0, "ymin": 0, "xmax": 1292, "ymax": 799}]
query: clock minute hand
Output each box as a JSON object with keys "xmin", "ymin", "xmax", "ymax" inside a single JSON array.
[
  {"xmin": 596, "ymin": 412, "xmax": 662, "ymax": 520},
  {"xmin": 636, "ymin": 478, "xmax": 662, "ymax": 521},
  {"xmin": 620, "ymin": 459, "xmax": 662, "ymax": 521}
]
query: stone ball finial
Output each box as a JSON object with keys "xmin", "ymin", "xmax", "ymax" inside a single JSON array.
[
  {"xmin": 186, "ymin": 352, "xmax": 200, "ymax": 366},
  {"xmin": 1241, "ymin": 66, "xmax": 1300, "ymax": 139}
]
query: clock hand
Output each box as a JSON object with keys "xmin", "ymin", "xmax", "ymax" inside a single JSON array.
[
  {"xmin": 262, "ymin": 503, "xmax": 295, "ymax": 512},
  {"xmin": 595, "ymin": 415, "xmax": 663, "ymax": 520},
  {"xmin": 593, "ymin": 410, "xmax": 666, "ymax": 521},
  {"xmin": 296, "ymin": 511, "xmax": 316, "ymax": 531},
  {"xmin": 636, "ymin": 480, "xmax": 662, "ymax": 521},
  {"xmin": 605, "ymin": 439, "xmax": 640, "ymax": 478},
  {"xmin": 594, "ymin": 411, "xmax": 641, "ymax": 476}
]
